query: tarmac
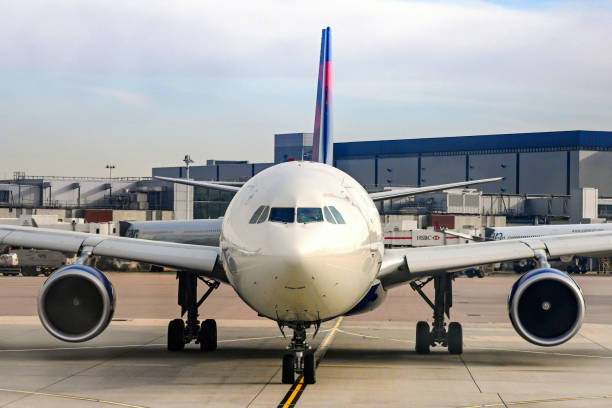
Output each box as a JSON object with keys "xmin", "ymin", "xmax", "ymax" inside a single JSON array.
[{"xmin": 0, "ymin": 273, "xmax": 611, "ymax": 408}]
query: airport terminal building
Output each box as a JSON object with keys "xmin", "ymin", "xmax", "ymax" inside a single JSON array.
[
  {"xmin": 2, "ymin": 130, "xmax": 612, "ymax": 223},
  {"xmin": 149, "ymin": 130, "xmax": 612, "ymax": 221},
  {"xmin": 153, "ymin": 130, "xmax": 612, "ymax": 194},
  {"xmin": 334, "ymin": 130, "xmax": 612, "ymax": 197}
]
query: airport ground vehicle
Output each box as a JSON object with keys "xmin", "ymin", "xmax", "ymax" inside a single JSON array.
[{"xmin": 0, "ymin": 249, "xmax": 66, "ymax": 276}]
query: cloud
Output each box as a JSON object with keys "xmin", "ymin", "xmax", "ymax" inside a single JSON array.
[
  {"xmin": 0, "ymin": 0, "xmax": 611, "ymax": 100},
  {"xmin": 1, "ymin": 0, "xmax": 612, "ymax": 177}
]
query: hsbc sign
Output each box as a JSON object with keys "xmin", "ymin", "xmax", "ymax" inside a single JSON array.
[{"xmin": 413, "ymin": 231, "xmax": 445, "ymax": 247}]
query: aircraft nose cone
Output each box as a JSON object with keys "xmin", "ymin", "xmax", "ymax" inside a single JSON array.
[{"xmin": 275, "ymin": 250, "xmax": 317, "ymax": 288}]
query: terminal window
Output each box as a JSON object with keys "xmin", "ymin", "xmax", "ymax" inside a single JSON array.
[{"xmin": 193, "ymin": 187, "xmax": 235, "ymax": 219}]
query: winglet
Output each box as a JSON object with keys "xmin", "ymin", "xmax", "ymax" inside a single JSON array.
[{"xmin": 312, "ymin": 27, "xmax": 333, "ymax": 165}]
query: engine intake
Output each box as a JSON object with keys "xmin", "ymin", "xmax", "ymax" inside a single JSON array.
[
  {"xmin": 38, "ymin": 265, "xmax": 115, "ymax": 342},
  {"xmin": 508, "ymin": 268, "xmax": 585, "ymax": 346},
  {"xmin": 345, "ymin": 281, "xmax": 386, "ymax": 316}
]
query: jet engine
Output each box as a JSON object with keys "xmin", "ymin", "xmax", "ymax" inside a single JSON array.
[
  {"xmin": 345, "ymin": 281, "xmax": 387, "ymax": 316},
  {"xmin": 38, "ymin": 265, "xmax": 115, "ymax": 342},
  {"xmin": 508, "ymin": 268, "xmax": 585, "ymax": 346}
]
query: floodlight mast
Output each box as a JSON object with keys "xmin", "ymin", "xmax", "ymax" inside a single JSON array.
[
  {"xmin": 105, "ymin": 164, "xmax": 116, "ymax": 199},
  {"xmin": 183, "ymin": 155, "xmax": 194, "ymax": 220}
]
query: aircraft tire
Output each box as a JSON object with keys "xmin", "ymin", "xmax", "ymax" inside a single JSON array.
[
  {"xmin": 282, "ymin": 354, "xmax": 294, "ymax": 384},
  {"xmin": 21, "ymin": 267, "xmax": 39, "ymax": 277},
  {"xmin": 199, "ymin": 319, "xmax": 217, "ymax": 351},
  {"xmin": 448, "ymin": 322, "xmax": 463, "ymax": 355},
  {"xmin": 303, "ymin": 352, "xmax": 316, "ymax": 384},
  {"xmin": 167, "ymin": 319, "xmax": 185, "ymax": 351},
  {"xmin": 415, "ymin": 321, "xmax": 430, "ymax": 354}
]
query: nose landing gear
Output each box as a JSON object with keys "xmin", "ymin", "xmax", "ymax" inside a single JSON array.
[
  {"xmin": 281, "ymin": 323, "xmax": 316, "ymax": 384},
  {"xmin": 167, "ymin": 272, "xmax": 219, "ymax": 352},
  {"xmin": 412, "ymin": 272, "xmax": 463, "ymax": 355}
]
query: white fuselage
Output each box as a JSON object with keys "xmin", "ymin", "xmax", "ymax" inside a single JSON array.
[
  {"xmin": 126, "ymin": 219, "xmax": 222, "ymax": 246},
  {"xmin": 488, "ymin": 223, "xmax": 612, "ymax": 240},
  {"xmin": 220, "ymin": 161, "xmax": 383, "ymax": 323}
]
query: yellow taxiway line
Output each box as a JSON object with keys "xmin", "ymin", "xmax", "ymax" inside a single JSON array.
[
  {"xmin": 278, "ymin": 316, "xmax": 344, "ymax": 408},
  {"xmin": 280, "ymin": 377, "xmax": 305, "ymax": 408}
]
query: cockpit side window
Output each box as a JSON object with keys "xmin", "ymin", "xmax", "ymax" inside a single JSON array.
[
  {"xmin": 297, "ymin": 208, "xmax": 323, "ymax": 223},
  {"xmin": 256, "ymin": 206, "xmax": 270, "ymax": 224},
  {"xmin": 249, "ymin": 206, "xmax": 265, "ymax": 224},
  {"xmin": 269, "ymin": 207, "xmax": 295, "ymax": 223},
  {"xmin": 329, "ymin": 206, "xmax": 346, "ymax": 224},
  {"xmin": 323, "ymin": 206, "xmax": 336, "ymax": 224}
]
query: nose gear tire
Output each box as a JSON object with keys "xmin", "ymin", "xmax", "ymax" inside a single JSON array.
[
  {"xmin": 303, "ymin": 352, "xmax": 316, "ymax": 384},
  {"xmin": 282, "ymin": 354, "xmax": 295, "ymax": 384}
]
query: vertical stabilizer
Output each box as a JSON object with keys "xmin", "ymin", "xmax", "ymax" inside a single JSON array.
[{"xmin": 312, "ymin": 27, "xmax": 333, "ymax": 165}]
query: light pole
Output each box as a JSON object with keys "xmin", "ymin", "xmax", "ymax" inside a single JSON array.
[
  {"xmin": 105, "ymin": 164, "xmax": 115, "ymax": 200},
  {"xmin": 183, "ymin": 155, "xmax": 194, "ymax": 219},
  {"xmin": 183, "ymin": 155, "xmax": 194, "ymax": 180}
]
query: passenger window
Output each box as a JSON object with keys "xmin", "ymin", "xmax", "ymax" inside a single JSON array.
[
  {"xmin": 269, "ymin": 207, "xmax": 295, "ymax": 223},
  {"xmin": 297, "ymin": 208, "xmax": 323, "ymax": 223},
  {"xmin": 249, "ymin": 206, "xmax": 265, "ymax": 224},
  {"xmin": 323, "ymin": 206, "xmax": 336, "ymax": 224},
  {"xmin": 329, "ymin": 206, "xmax": 345, "ymax": 224},
  {"xmin": 257, "ymin": 206, "xmax": 270, "ymax": 224}
]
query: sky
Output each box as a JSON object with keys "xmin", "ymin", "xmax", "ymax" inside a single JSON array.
[{"xmin": 1, "ymin": 0, "xmax": 611, "ymax": 177}]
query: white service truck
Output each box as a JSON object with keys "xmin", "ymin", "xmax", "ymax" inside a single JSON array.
[{"xmin": 0, "ymin": 248, "xmax": 67, "ymax": 276}]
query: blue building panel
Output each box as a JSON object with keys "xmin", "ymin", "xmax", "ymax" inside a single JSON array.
[
  {"xmin": 468, "ymin": 153, "xmax": 517, "ymax": 194},
  {"xmin": 336, "ymin": 158, "xmax": 375, "ymax": 186},
  {"xmin": 519, "ymin": 152, "xmax": 568, "ymax": 195},
  {"xmin": 334, "ymin": 131, "xmax": 612, "ymax": 159}
]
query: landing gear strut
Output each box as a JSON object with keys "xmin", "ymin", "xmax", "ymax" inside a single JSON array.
[
  {"xmin": 167, "ymin": 271, "xmax": 219, "ymax": 352},
  {"xmin": 411, "ymin": 272, "xmax": 463, "ymax": 354},
  {"xmin": 281, "ymin": 323, "xmax": 316, "ymax": 384}
]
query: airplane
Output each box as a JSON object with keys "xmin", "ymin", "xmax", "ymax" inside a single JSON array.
[
  {"xmin": 1, "ymin": 27, "xmax": 610, "ymax": 385},
  {"xmin": 124, "ymin": 219, "xmax": 222, "ymax": 246},
  {"xmin": 485, "ymin": 223, "xmax": 612, "ymax": 241},
  {"xmin": 444, "ymin": 223, "xmax": 612, "ymax": 273}
]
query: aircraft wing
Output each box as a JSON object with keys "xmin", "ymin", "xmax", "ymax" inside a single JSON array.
[
  {"xmin": 378, "ymin": 230, "xmax": 612, "ymax": 289},
  {"xmin": 0, "ymin": 225, "xmax": 227, "ymax": 283},
  {"xmin": 369, "ymin": 177, "xmax": 503, "ymax": 201},
  {"xmin": 154, "ymin": 176, "xmax": 241, "ymax": 193}
]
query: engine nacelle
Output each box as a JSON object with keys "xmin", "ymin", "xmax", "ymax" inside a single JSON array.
[
  {"xmin": 345, "ymin": 281, "xmax": 387, "ymax": 316},
  {"xmin": 508, "ymin": 268, "xmax": 585, "ymax": 346},
  {"xmin": 38, "ymin": 265, "xmax": 115, "ymax": 342}
]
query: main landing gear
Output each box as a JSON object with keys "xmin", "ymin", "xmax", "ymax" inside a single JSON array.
[
  {"xmin": 411, "ymin": 272, "xmax": 463, "ymax": 355},
  {"xmin": 281, "ymin": 323, "xmax": 317, "ymax": 385},
  {"xmin": 167, "ymin": 272, "xmax": 219, "ymax": 352}
]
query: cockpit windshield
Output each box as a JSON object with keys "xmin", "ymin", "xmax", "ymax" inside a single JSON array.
[
  {"xmin": 251, "ymin": 206, "xmax": 342, "ymax": 224},
  {"xmin": 257, "ymin": 206, "xmax": 270, "ymax": 223},
  {"xmin": 249, "ymin": 206, "xmax": 265, "ymax": 224},
  {"xmin": 297, "ymin": 208, "xmax": 323, "ymax": 223},
  {"xmin": 249, "ymin": 205, "xmax": 270, "ymax": 224},
  {"xmin": 328, "ymin": 206, "xmax": 346, "ymax": 224},
  {"xmin": 323, "ymin": 206, "xmax": 336, "ymax": 224},
  {"xmin": 269, "ymin": 207, "xmax": 295, "ymax": 223}
]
